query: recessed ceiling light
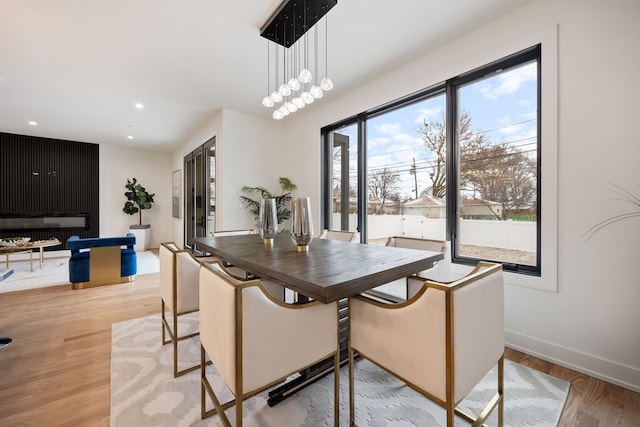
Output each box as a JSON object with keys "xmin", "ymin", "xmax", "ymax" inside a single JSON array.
[
  {"xmin": 134, "ymin": 103, "xmax": 144, "ymax": 109},
  {"xmin": 28, "ymin": 121, "xmax": 37, "ymax": 126},
  {"xmin": 127, "ymin": 135, "xmax": 134, "ymax": 140}
]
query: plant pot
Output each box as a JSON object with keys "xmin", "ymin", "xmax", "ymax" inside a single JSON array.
[{"xmin": 129, "ymin": 224, "xmax": 150, "ymax": 252}]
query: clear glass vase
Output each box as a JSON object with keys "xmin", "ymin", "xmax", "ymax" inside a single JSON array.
[
  {"xmin": 258, "ymin": 198, "xmax": 278, "ymax": 243},
  {"xmin": 290, "ymin": 197, "xmax": 314, "ymax": 251}
]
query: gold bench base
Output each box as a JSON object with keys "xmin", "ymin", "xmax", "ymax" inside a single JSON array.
[
  {"xmin": 71, "ymin": 246, "xmax": 136, "ymax": 290},
  {"xmin": 72, "ymin": 275, "xmax": 135, "ymax": 290}
]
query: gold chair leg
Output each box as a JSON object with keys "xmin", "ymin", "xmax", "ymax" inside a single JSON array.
[
  {"xmin": 161, "ymin": 301, "xmax": 200, "ymax": 377},
  {"xmin": 334, "ymin": 349, "xmax": 340, "ymax": 427},
  {"xmin": 349, "ymin": 347, "xmax": 355, "ymax": 426},
  {"xmin": 201, "ymin": 345, "xmax": 235, "ymax": 425},
  {"xmin": 498, "ymin": 356, "xmax": 504, "ymax": 427}
]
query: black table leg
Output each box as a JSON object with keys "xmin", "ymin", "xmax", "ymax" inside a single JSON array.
[{"xmin": 0, "ymin": 337, "xmax": 12, "ymax": 350}]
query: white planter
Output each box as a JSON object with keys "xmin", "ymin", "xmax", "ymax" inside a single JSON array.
[{"xmin": 129, "ymin": 225, "xmax": 150, "ymax": 252}]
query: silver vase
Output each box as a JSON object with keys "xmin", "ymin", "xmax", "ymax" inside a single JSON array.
[
  {"xmin": 290, "ymin": 197, "xmax": 314, "ymax": 251},
  {"xmin": 258, "ymin": 198, "xmax": 278, "ymax": 243}
]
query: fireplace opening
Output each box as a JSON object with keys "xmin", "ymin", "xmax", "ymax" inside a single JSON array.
[{"xmin": 0, "ymin": 213, "xmax": 89, "ymax": 232}]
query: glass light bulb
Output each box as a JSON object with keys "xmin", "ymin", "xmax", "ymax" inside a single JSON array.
[
  {"xmin": 292, "ymin": 97, "xmax": 305, "ymax": 109},
  {"xmin": 288, "ymin": 77, "xmax": 301, "ymax": 91},
  {"xmin": 271, "ymin": 91, "xmax": 283, "ymax": 103},
  {"xmin": 281, "ymin": 107, "xmax": 290, "ymax": 116},
  {"xmin": 310, "ymin": 85, "xmax": 323, "ymax": 99},
  {"xmin": 299, "ymin": 69, "xmax": 312, "ymax": 83},
  {"xmin": 262, "ymin": 95, "xmax": 274, "ymax": 107},
  {"xmin": 301, "ymin": 91, "xmax": 314, "ymax": 104},
  {"xmin": 284, "ymin": 102, "xmax": 295, "ymax": 113},
  {"xmin": 273, "ymin": 109, "xmax": 284, "ymax": 120},
  {"xmin": 320, "ymin": 77, "xmax": 333, "ymax": 91},
  {"xmin": 279, "ymin": 83, "xmax": 291, "ymax": 96}
]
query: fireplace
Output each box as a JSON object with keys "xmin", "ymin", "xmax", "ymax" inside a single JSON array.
[{"xmin": 0, "ymin": 213, "xmax": 92, "ymax": 249}]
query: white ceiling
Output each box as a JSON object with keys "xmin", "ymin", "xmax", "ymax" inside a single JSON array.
[{"xmin": 0, "ymin": 0, "xmax": 532, "ymax": 153}]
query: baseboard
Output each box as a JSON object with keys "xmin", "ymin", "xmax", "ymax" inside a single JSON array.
[{"xmin": 506, "ymin": 329, "xmax": 640, "ymax": 393}]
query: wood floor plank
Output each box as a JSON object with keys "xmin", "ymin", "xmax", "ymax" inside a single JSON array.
[{"xmin": 0, "ymin": 275, "xmax": 638, "ymax": 425}]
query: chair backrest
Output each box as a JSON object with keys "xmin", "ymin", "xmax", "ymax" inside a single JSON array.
[
  {"xmin": 160, "ymin": 242, "xmax": 200, "ymax": 314},
  {"xmin": 350, "ymin": 261, "xmax": 503, "ymax": 404},
  {"xmin": 199, "ymin": 261, "xmax": 338, "ymax": 395},
  {"xmin": 318, "ymin": 229, "xmax": 357, "ymax": 242},
  {"xmin": 386, "ymin": 236, "xmax": 446, "ymax": 280},
  {"xmin": 449, "ymin": 262, "xmax": 504, "ymax": 402},
  {"xmin": 385, "ymin": 236, "xmax": 446, "ymax": 253}
]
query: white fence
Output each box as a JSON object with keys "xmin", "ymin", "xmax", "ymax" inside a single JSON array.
[{"xmin": 333, "ymin": 214, "xmax": 536, "ymax": 252}]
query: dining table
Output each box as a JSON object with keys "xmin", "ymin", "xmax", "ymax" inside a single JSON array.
[
  {"xmin": 191, "ymin": 233, "xmax": 444, "ymax": 304},
  {"xmin": 191, "ymin": 233, "xmax": 444, "ymax": 405}
]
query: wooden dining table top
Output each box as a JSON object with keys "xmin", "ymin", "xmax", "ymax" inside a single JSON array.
[{"xmin": 192, "ymin": 234, "xmax": 444, "ymax": 303}]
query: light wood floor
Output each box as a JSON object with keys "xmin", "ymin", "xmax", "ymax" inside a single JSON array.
[{"xmin": 0, "ymin": 273, "xmax": 639, "ymax": 426}]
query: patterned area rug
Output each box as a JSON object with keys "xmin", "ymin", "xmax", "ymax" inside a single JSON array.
[{"xmin": 111, "ymin": 314, "xmax": 569, "ymax": 426}]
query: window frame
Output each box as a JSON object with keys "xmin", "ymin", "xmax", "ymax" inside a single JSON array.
[
  {"xmin": 320, "ymin": 38, "xmax": 559, "ymax": 286},
  {"xmin": 447, "ymin": 45, "xmax": 541, "ymax": 276}
]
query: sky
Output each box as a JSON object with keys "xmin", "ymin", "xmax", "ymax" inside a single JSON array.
[{"xmin": 333, "ymin": 61, "xmax": 538, "ymax": 200}]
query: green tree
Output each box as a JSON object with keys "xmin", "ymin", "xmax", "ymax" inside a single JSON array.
[{"xmin": 123, "ymin": 178, "xmax": 155, "ymax": 226}]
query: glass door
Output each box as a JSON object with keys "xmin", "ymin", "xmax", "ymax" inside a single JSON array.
[
  {"xmin": 205, "ymin": 139, "xmax": 216, "ymax": 234},
  {"xmin": 323, "ymin": 122, "xmax": 360, "ymax": 238},
  {"xmin": 184, "ymin": 136, "xmax": 216, "ymax": 248}
]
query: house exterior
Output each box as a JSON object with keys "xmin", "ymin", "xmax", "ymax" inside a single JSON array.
[
  {"xmin": 461, "ymin": 198, "xmax": 503, "ymax": 219},
  {"xmin": 403, "ymin": 195, "xmax": 446, "ymax": 218}
]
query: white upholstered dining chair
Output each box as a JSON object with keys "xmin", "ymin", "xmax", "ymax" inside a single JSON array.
[
  {"xmin": 199, "ymin": 261, "xmax": 340, "ymax": 426},
  {"xmin": 318, "ymin": 229, "xmax": 358, "ymax": 242},
  {"xmin": 349, "ymin": 261, "xmax": 504, "ymax": 426},
  {"xmin": 159, "ymin": 242, "xmax": 215, "ymax": 377},
  {"xmin": 367, "ymin": 236, "xmax": 447, "ymax": 301},
  {"xmin": 211, "ymin": 229, "xmax": 285, "ymax": 301}
]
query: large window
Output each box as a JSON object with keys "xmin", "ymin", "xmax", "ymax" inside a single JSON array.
[{"xmin": 322, "ymin": 45, "xmax": 541, "ymax": 276}]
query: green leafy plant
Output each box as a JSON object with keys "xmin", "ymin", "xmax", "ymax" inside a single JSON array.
[
  {"xmin": 584, "ymin": 183, "xmax": 640, "ymax": 241},
  {"xmin": 123, "ymin": 177, "xmax": 156, "ymax": 226},
  {"xmin": 239, "ymin": 177, "xmax": 297, "ymax": 225}
]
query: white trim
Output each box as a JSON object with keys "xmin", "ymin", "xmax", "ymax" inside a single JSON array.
[
  {"xmin": 455, "ymin": 24, "xmax": 559, "ymax": 293},
  {"xmin": 506, "ymin": 329, "xmax": 640, "ymax": 393}
]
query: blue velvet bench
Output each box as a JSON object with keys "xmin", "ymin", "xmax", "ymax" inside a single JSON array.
[{"xmin": 67, "ymin": 234, "xmax": 137, "ymax": 289}]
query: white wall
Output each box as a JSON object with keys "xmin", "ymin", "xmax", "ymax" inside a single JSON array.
[
  {"xmin": 170, "ymin": 109, "xmax": 285, "ymax": 246},
  {"xmin": 283, "ymin": 0, "xmax": 640, "ymax": 391},
  {"xmin": 99, "ymin": 144, "xmax": 172, "ymax": 248}
]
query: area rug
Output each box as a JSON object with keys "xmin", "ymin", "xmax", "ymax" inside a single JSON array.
[
  {"xmin": 111, "ymin": 314, "xmax": 570, "ymax": 426},
  {"xmin": 0, "ymin": 251, "xmax": 160, "ymax": 293}
]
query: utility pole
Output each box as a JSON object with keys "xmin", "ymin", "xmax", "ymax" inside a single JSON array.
[{"xmin": 409, "ymin": 157, "xmax": 418, "ymax": 199}]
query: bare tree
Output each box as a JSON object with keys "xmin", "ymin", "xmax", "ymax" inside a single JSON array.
[
  {"xmin": 367, "ymin": 168, "xmax": 400, "ymax": 214},
  {"xmin": 460, "ymin": 141, "xmax": 537, "ymax": 219},
  {"xmin": 417, "ymin": 111, "xmax": 484, "ymax": 198}
]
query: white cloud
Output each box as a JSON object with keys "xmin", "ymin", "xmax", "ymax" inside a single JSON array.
[
  {"xmin": 415, "ymin": 106, "xmax": 442, "ymax": 123},
  {"xmin": 478, "ymin": 62, "xmax": 536, "ymax": 100},
  {"xmin": 375, "ymin": 122, "xmax": 402, "ymax": 135}
]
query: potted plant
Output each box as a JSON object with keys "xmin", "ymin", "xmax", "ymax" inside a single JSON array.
[
  {"xmin": 123, "ymin": 177, "xmax": 155, "ymax": 251},
  {"xmin": 239, "ymin": 177, "xmax": 296, "ymax": 228}
]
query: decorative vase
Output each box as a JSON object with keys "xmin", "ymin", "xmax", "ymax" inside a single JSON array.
[
  {"xmin": 290, "ymin": 197, "xmax": 313, "ymax": 251},
  {"xmin": 258, "ymin": 198, "xmax": 278, "ymax": 243}
]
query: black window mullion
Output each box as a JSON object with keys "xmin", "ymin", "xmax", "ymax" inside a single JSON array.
[{"xmin": 357, "ymin": 114, "xmax": 367, "ymax": 242}]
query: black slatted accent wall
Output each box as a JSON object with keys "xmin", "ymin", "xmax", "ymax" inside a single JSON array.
[{"xmin": 0, "ymin": 132, "xmax": 99, "ymax": 246}]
